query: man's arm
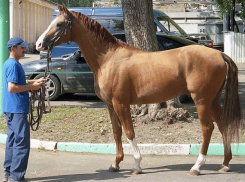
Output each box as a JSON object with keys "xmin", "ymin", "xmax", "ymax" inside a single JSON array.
[{"xmin": 8, "ymin": 77, "xmax": 46, "ymax": 93}]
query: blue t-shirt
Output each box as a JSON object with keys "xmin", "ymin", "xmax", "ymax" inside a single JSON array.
[{"xmin": 3, "ymin": 58, "xmax": 29, "ymax": 113}]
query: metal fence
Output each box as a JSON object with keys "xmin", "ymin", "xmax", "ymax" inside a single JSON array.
[{"xmin": 224, "ymin": 32, "xmax": 245, "ymax": 63}]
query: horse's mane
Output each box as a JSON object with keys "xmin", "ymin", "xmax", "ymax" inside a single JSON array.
[{"xmin": 70, "ymin": 11, "xmax": 127, "ymax": 48}]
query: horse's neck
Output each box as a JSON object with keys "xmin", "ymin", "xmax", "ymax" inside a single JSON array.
[{"xmin": 73, "ymin": 25, "xmax": 114, "ymax": 74}]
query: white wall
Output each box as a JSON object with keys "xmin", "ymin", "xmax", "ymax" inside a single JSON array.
[
  {"xmin": 224, "ymin": 32, "xmax": 245, "ymax": 63},
  {"xmin": 9, "ymin": 0, "xmax": 56, "ymax": 52}
]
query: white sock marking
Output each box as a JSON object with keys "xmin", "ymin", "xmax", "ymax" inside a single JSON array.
[
  {"xmin": 191, "ymin": 153, "xmax": 206, "ymax": 172},
  {"xmin": 127, "ymin": 138, "xmax": 142, "ymax": 172}
]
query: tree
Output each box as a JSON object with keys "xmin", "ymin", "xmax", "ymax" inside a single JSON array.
[
  {"xmin": 110, "ymin": 0, "xmax": 120, "ymax": 6},
  {"xmin": 51, "ymin": 0, "xmax": 93, "ymax": 7},
  {"xmin": 212, "ymin": 0, "xmax": 245, "ymax": 32},
  {"xmin": 121, "ymin": 0, "xmax": 185, "ymax": 122},
  {"xmin": 212, "ymin": 0, "xmax": 245, "ymax": 17}
]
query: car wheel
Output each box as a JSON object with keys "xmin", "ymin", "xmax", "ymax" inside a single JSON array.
[{"xmin": 34, "ymin": 74, "xmax": 61, "ymax": 101}]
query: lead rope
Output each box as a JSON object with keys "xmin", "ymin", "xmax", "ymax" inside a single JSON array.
[{"xmin": 28, "ymin": 47, "xmax": 52, "ymax": 131}]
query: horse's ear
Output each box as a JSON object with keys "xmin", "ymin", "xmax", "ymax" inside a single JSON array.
[
  {"xmin": 57, "ymin": 3, "xmax": 63, "ymax": 12},
  {"xmin": 62, "ymin": 3, "xmax": 68, "ymax": 13},
  {"xmin": 62, "ymin": 3, "xmax": 71, "ymax": 17}
]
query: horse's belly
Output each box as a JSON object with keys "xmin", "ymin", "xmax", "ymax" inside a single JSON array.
[{"xmin": 131, "ymin": 80, "xmax": 186, "ymax": 104}]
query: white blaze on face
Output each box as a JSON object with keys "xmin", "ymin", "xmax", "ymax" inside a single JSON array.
[{"xmin": 36, "ymin": 18, "xmax": 59, "ymax": 51}]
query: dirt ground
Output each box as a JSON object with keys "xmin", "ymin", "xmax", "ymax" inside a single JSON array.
[{"xmin": 1, "ymin": 105, "xmax": 244, "ymax": 145}]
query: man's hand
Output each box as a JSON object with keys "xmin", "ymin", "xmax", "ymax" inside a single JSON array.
[{"xmin": 31, "ymin": 77, "xmax": 47, "ymax": 90}]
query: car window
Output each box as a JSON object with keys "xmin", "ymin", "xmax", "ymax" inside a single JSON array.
[
  {"xmin": 95, "ymin": 19, "xmax": 111, "ymax": 31},
  {"xmin": 157, "ymin": 16, "xmax": 188, "ymax": 37},
  {"xmin": 114, "ymin": 34, "xmax": 126, "ymax": 42},
  {"xmin": 110, "ymin": 18, "xmax": 124, "ymax": 33},
  {"xmin": 206, "ymin": 35, "xmax": 212, "ymax": 40},
  {"xmin": 96, "ymin": 18, "xmax": 124, "ymax": 34},
  {"xmin": 75, "ymin": 50, "xmax": 86, "ymax": 63},
  {"xmin": 157, "ymin": 36, "xmax": 183, "ymax": 50}
]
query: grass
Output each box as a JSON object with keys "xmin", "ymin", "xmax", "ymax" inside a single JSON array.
[{"xmin": 0, "ymin": 106, "xmax": 110, "ymax": 135}]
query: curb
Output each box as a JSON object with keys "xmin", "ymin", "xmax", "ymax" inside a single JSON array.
[
  {"xmin": 0, "ymin": 133, "xmax": 244, "ymax": 155},
  {"xmin": 57, "ymin": 143, "xmax": 190, "ymax": 155}
]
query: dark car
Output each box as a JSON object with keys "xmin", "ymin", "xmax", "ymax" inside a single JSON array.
[{"xmin": 23, "ymin": 33, "xmax": 196, "ymax": 100}]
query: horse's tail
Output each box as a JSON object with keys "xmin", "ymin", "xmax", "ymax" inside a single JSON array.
[{"xmin": 221, "ymin": 53, "xmax": 243, "ymax": 148}]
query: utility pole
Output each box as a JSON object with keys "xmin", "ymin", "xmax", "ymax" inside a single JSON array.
[
  {"xmin": 230, "ymin": 0, "xmax": 236, "ymax": 31},
  {"xmin": 223, "ymin": 14, "xmax": 230, "ymax": 32},
  {"xmin": 0, "ymin": 0, "xmax": 10, "ymax": 116}
]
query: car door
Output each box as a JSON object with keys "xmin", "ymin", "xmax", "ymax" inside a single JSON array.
[{"xmin": 64, "ymin": 50, "xmax": 94, "ymax": 93}]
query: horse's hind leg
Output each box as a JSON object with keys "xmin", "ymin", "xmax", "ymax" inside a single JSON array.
[
  {"xmin": 212, "ymin": 98, "xmax": 232, "ymax": 172},
  {"xmin": 107, "ymin": 104, "xmax": 124, "ymax": 172},
  {"xmin": 112, "ymin": 101, "xmax": 142, "ymax": 174},
  {"xmin": 189, "ymin": 100, "xmax": 214, "ymax": 176}
]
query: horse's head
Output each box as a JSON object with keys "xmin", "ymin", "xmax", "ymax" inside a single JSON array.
[{"xmin": 36, "ymin": 3, "xmax": 72, "ymax": 52}]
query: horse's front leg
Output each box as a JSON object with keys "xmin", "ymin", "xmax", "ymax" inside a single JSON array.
[
  {"xmin": 107, "ymin": 104, "xmax": 124, "ymax": 172},
  {"xmin": 112, "ymin": 101, "xmax": 142, "ymax": 174}
]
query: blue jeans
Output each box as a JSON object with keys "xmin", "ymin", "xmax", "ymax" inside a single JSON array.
[{"xmin": 3, "ymin": 113, "xmax": 30, "ymax": 181}]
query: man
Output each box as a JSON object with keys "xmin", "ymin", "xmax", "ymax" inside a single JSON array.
[{"xmin": 2, "ymin": 37, "xmax": 46, "ymax": 182}]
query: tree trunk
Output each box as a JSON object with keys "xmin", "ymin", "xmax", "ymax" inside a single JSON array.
[
  {"xmin": 122, "ymin": 0, "xmax": 158, "ymax": 52},
  {"xmin": 122, "ymin": 0, "xmax": 183, "ymax": 122}
]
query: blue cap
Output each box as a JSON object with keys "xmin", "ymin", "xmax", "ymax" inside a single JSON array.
[{"xmin": 7, "ymin": 37, "xmax": 29, "ymax": 51}]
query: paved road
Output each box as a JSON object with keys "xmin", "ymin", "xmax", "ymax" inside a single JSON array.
[{"xmin": 0, "ymin": 144, "xmax": 244, "ymax": 182}]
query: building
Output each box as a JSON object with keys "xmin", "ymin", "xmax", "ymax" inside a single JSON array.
[{"xmin": 9, "ymin": 0, "xmax": 56, "ymax": 52}]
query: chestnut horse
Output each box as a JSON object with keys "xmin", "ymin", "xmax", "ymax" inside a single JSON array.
[{"xmin": 36, "ymin": 4, "xmax": 243, "ymax": 176}]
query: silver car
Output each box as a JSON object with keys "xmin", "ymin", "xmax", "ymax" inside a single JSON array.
[{"xmin": 189, "ymin": 33, "xmax": 213, "ymax": 48}]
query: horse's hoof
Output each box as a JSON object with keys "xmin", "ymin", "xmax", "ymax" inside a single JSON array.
[
  {"xmin": 219, "ymin": 165, "xmax": 230, "ymax": 172},
  {"xmin": 108, "ymin": 165, "xmax": 120, "ymax": 172},
  {"xmin": 132, "ymin": 168, "xmax": 142, "ymax": 175},
  {"xmin": 188, "ymin": 169, "xmax": 200, "ymax": 176}
]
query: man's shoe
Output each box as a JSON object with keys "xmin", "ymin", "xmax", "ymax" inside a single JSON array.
[
  {"xmin": 8, "ymin": 177, "xmax": 29, "ymax": 182},
  {"xmin": 7, "ymin": 177, "xmax": 17, "ymax": 182},
  {"xmin": 3, "ymin": 173, "xmax": 9, "ymax": 182}
]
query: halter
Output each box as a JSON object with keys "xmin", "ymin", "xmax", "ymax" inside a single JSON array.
[{"xmin": 52, "ymin": 13, "xmax": 73, "ymax": 46}]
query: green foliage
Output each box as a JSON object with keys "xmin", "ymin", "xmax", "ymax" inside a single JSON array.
[
  {"xmin": 51, "ymin": 0, "xmax": 93, "ymax": 7},
  {"xmin": 212, "ymin": 0, "xmax": 245, "ymax": 19},
  {"xmin": 110, "ymin": 0, "xmax": 120, "ymax": 6},
  {"xmin": 212, "ymin": 0, "xmax": 235, "ymax": 16}
]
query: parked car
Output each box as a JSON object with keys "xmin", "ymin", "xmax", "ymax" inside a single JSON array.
[
  {"xmin": 188, "ymin": 33, "xmax": 213, "ymax": 48},
  {"xmin": 24, "ymin": 33, "xmax": 197, "ymax": 100}
]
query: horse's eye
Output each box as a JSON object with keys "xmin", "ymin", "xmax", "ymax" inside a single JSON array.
[{"xmin": 56, "ymin": 22, "xmax": 63, "ymax": 28}]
